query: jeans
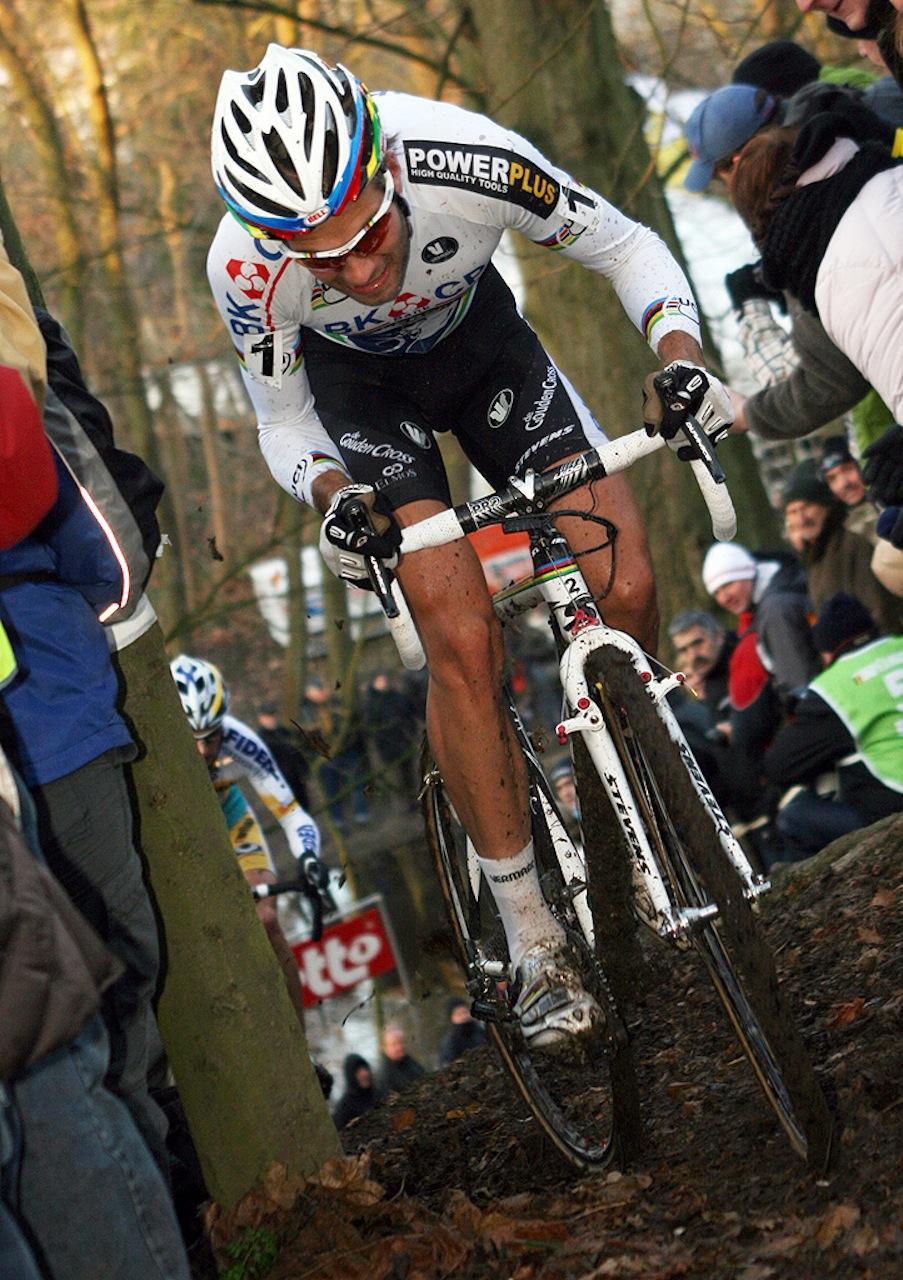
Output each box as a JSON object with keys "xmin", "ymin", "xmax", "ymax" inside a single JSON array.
[
  {"xmin": 11, "ymin": 1017, "xmax": 190, "ymax": 1280},
  {"xmin": 776, "ymin": 788, "xmax": 863, "ymax": 861},
  {"xmin": 30, "ymin": 749, "xmax": 168, "ymax": 1170},
  {"xmin": 0, "ymin": 1092, "xmax": 43, "ymax": 1280}
]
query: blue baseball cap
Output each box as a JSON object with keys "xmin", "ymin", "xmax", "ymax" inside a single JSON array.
[{"xmin": 683, "ymin": 85, "xmax": 780, "ymax": 192}]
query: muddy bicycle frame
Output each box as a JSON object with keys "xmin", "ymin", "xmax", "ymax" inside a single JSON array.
[{"xmin": 366, "ymin": 422, "xmax": 769, "ymax": 949}]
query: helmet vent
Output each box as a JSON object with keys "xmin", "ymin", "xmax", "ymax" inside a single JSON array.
[
  {"xmin": 242, "ymin": 77, "xmax": 266, "ymax": 110},
  {"xmin": 230, "ymin": 101, "xmax": 253, "ymax": 135},
  {"xmin": 322, "ymin": 103, "xmax": 339, "ymax": 196},
  {"xmin": 221, "ymin": 122, "xmax": 267, "ymax": 181},
  {"xmin": 264, "ymin": 128, "xmax": 306, "ymax": 200},
  {"xmin": 275, "ymin": 69, "xmax": 289, "ymax": 115},
  {"xmin": 229, "ymin": 172, "xmax": 299, "ymax": 218}
]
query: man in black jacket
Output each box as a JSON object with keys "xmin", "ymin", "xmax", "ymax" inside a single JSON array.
[{"xmin": 374, "ymin": 1025, "xmax": 426, "ymax": 1098}]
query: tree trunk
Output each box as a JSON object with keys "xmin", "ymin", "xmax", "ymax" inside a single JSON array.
[
  {"xmin": 65, "ymin": 0, "xmax": 189, "ymax": 631},
  {"xmin": 116, "ymin": 621, "xmax": 341, "ymax": 1207},
  {"xmin": 282, "ymin": 513, "xmax": 309, "ymax": 721},
  {"xmin": 0, "ymin": 8, "xmax": 85, "ymax": 345},
  {"xmin": 464, "ymin": 0, "xmax": 777, "ymax": 624}
]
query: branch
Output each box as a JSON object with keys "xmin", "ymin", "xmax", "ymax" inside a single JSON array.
[{"xmin": 191, "ymin": 0, "xmax": 471, "ymax": 89}]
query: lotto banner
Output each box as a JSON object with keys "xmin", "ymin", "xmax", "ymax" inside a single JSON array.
[{"xmin": 291, "ymin": 902, "xmax": 398, "ymax": 1007}]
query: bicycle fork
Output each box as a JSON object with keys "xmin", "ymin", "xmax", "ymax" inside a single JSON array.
[{"xmin": 554, "ymin": 628, "xmax": 768, "ymax": 946}]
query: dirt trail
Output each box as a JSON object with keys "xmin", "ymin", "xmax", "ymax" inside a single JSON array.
[{"xmin": 206, "ymin": 814, "xmax": 903, "ymax": 1279}]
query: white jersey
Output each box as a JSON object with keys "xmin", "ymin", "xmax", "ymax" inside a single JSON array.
[
  {"xmin": 216, "ymin": 714, "xmax": 320, "ymax": 859},
  {"xmin": 207, "ymin": 91, "xmax": 701, "ymax": 506}
]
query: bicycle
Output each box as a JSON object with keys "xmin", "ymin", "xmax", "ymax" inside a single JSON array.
[
  {"xmin": 356, "ymin": 418, "xmax": 833, "ymax": 1172},
  {"xmin": 252, "ymin": 853, "xmax": 338, "ymax": 942}
]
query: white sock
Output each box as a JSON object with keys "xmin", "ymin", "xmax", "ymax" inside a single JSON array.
[{"xmin": 477, "ymin": 840, "xmax": 566, "ymax": 971}]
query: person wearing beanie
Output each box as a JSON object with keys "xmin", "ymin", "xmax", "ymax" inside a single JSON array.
[
  {"xmin": 733, "ymin": 41, "xmax": 821, "ymax": 97},
  {"xmin": 819, "ymin": 435, "xmax": 879, "ymax": 541},
  {"xmin": 701, "ymin": 540, "xmax": 818, "ymax": 698},
  {"xmin": 782, "ymin": 460, "xmax": 903, "ymax": 631},
  {"xmin": 763, "ymin": 591, "xmax": 903, "ymax": 859}
]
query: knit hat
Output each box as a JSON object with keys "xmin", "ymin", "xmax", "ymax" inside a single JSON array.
[
  {"xmin": 781, "ymin": 461, "xmax": 834, "ymax": 508},
  {"xmin": 684, "ymin": 85, "xmax": 781, "ymax": 192},
  {"xmin": 702, "ymin": 542, "xmax": 757, "ymax": 596},
  {"xmin": 819, "ymin": 435, "xmax": 854, "ymax": 477},
  {"xmin": 733, "ymin": 41, "xmax": 821, "ymax": 97},
  {"xmin": 811, "ymin": 591, "xmax": 877, "ymax": 654}
]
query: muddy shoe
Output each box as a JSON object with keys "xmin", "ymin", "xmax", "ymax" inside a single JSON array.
[{"xmin": 513, "ymin": 943, "xmax": 603, "ymax": 1053}]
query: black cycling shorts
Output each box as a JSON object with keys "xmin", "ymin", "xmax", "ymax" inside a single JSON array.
[{"xmin": 303, "ymin": 265, "xmax": 607, "ymax": 511}]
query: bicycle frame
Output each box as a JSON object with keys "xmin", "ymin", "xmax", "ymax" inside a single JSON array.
[{"xmin": 492, "ymin": 522, "xmax": 769, "ymax": 947}]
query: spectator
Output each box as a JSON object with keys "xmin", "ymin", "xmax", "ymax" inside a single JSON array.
[
  {"xmin": 701, "ymin": 541, "xmax": 818, "ymax": 700},
  {"xmin": 0, "ymin": 768, "xmax": 190, "ymax": 1280},
  {"xmin": 781, "ymin": 463, "xmax": 903, "ymax": 633},
  {"xmin": 763, "ymin": 593, "xmax": 903, "ymax": 859},
  {"xmin": 439, "ymin": 998, "xmax": 488, "ymax": 1067},
  {"xmin": 256, "ymin": 702, "xmax": 312, "ymax": 809},
  {"xmin": 375, "ymin": 1025, "xmax": 426, "ymax": 1098},
  {"xmin": 819, "ymin": 435, "xmax": 879, "ymax": 541},
  {"xmin": 667, "ymin": 609, "xmax": 736, "ymax": 707},
  {"xmin": 0, "ymin": 429, "xmax": 167, "ymax": 1173},
  {"xmin": 683, "ymin": 84, "xmax": 782, "ymax": 194},
  {"xmin": 732, "ymin": 40, "xmax": 822, "ymax": 97},
  {"xmin": 728, "ymin": 114, "xmax": 903, "ymax": 425},
  {"xmin": 303, "ymin": 678, "xmax": 371, "ymax": 830},
  {"xmin": 549, "ymin": 758, "xmax": 580, "ymax": 830},
  {"xmin": 364, "ymin": 671, "xmax": 422, "ymax": 801},
  {"xmin": 332, "ymin": 1054, "xmax": 377, "ymax": 1131}
]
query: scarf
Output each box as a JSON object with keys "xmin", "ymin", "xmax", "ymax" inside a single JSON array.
[{"xmin": 759, "ymin": 113, "xmax": 900, "ymax": 315}]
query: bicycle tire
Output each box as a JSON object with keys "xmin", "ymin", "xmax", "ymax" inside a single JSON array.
[
  {"xmin": 585, "ymin": 644, "xmax": 834, "ymax": 1167},
  {"xmin": 423, "ymin": 712, "xmax": 624, "ymax": 1170}
]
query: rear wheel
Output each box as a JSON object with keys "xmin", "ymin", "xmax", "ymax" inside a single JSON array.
[
  {"xmin": 423, "ymin": 703, "xmax": 625, "ymax": 1170},
  {"xmin": 585, "ymin": 645, "xmax": 834, "ymax": 1167}
]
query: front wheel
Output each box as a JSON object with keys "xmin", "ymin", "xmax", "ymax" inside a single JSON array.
[
  {"xmin": 423, "ymin": 707, "xmax": 629, "ymax": 1170},
  {"xmin": 584, "ymin": 644, "xmax": 834, "ymax": 1167}
]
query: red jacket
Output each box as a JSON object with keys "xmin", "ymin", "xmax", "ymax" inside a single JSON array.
[{"xmin": 0, "ymin": 364, "xmax": 56, "ymax": 549}]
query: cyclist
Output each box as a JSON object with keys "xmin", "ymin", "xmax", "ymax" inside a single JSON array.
[
  {"xmin": 207, "ymin": 46, "xmax": 733, "ymax": 1051},
  {"xmin": 170, "ymin": 653, "xmax": 325, "ymax": 1024}
]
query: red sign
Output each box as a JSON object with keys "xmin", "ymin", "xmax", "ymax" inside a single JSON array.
[{"xmin": 291, "ymin": 904, "xmax": 397, "ymax": 1007}]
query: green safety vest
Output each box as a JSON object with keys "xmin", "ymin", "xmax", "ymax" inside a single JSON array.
[
  {"xmin": 812, "ymin": 636, "xmax": 903, "ymax": 794},
  {"xmin": 0, "ymin": 621, "xmax": 15, "ymax": 691}
]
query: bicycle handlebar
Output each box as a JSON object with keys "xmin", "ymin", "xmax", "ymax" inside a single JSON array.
[
  {"xmin": 397, "ymin": 423, "xmax": 736, "ymax": 556},
  {"xmin": 252, "ymin": 876, "xmax": 337, "ymax": 943},
  {"xmin": 362, "ymin": 420, "xmax": 737, "ymax": 668}
]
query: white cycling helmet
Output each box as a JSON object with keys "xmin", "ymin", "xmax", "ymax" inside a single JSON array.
[
  {"xmin": 170, "ymin": 654, "xmax": 230, "ymax": 737},
  {"xmin": 211, "ymin": 44, "xmax": 383, "ymax": 235}
]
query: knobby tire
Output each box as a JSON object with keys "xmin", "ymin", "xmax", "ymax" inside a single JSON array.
[{"xmin": 584, "ymin": 644, "xmax": 834, "ymax": 1168}]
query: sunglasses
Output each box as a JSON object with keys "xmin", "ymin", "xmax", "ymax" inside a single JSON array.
[{"xmin": 265, "ymin": 170, "xmax": 396, "ymax": 268}]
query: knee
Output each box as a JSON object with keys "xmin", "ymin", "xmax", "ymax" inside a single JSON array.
[
  {"xmin": 606, "ymin": 556, "xmax": 659, "ymax": 643},
  {"xmin": 423, "ymin": 601, "xmax": 504, "ymax": 691}
]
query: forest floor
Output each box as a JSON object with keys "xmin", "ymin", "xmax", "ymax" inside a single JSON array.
[{"xmin": 203, "ymin": 813, "xmax": 903, "ymax": 1280}]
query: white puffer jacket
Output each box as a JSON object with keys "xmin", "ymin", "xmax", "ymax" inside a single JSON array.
[{"xmin": 815, "ymin": 163, "xmax": 903, "ymax": 421}]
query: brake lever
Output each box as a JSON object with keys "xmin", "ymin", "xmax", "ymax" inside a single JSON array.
[{"xmin": 681, "ymin": 414, "xmax": 727, "ymax": 485}]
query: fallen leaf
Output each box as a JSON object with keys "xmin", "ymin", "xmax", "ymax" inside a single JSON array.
[
  {"xmin": 390, "ymin": 1108, "xmax": 417, "ymax": 1132},
  {"xmin": 816, "ymin": 1202, "xmax": 860, "ymax": 1248},
  {"xmin": 826, "ymin": 997, "xmax": 866, "ymax": 1029},
  {"xmin": 851, "ymin": 1224, "xmax": 881, "ymax": 1256},
  {"xmin": 857, "ymin": 926, "xmax": 882, "ymax": 945},
  {"xmin": 869, "ymin": 886, "xmax": 895, "ymax": 908}
]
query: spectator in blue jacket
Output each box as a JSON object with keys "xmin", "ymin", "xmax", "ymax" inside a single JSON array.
[{"xmin": 0, "ymin": 446, "xmax": 167, "ymax": 1170}]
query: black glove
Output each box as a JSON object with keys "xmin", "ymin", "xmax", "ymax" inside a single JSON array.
[
  {"xmin": 876, "ymin": 506, "xmax": 903, "ymax": 551},
  {"xmin": 643, "ymin": 361, "xmax": 733, "ymax": 455},
  {"xmin": 862, "ymin": 424, "xmax": 903, "ymax": 507},
  {"xmin": 319, "ymin": 483, "xmax": 401, "ymax": 586},
  {"xmin": 724, "ymin": 262, "xmax": 786, "ymax": 314},
  {"xmin": 298, "ymin": 850, "xmax": 330, "ymax": 893}
]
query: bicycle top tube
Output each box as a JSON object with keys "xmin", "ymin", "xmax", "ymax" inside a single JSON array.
[{"xmin": 397, "ymin": 423, "xmax": 735, "ymax": 558}]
